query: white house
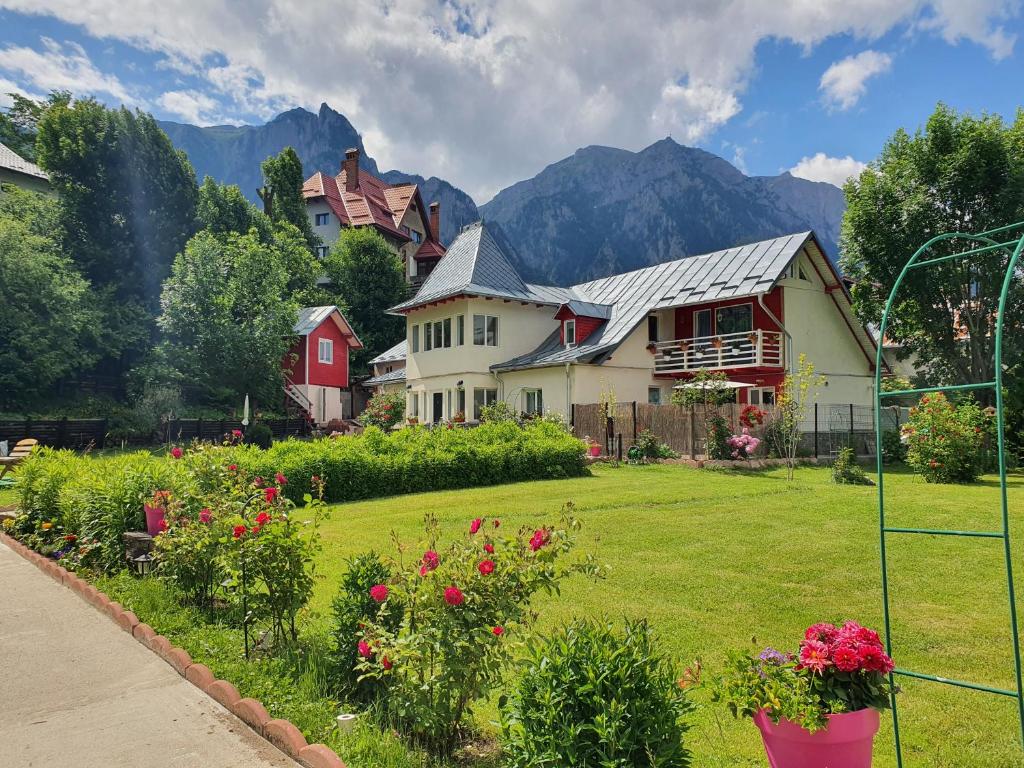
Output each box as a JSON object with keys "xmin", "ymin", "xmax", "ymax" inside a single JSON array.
[{"xmin": 384, "ymin": 223, "xmax": 882, "ymax": 423}]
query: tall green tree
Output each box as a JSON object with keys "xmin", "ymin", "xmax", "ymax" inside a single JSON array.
[
  {"xmin": 841, "ymin": 103, "xmax": 1024, "ymax": 394},
  {"xmin": 322, "ymin": 227, "xmax": 408, "ymax": 368},
  {"xmin": 259, "ymin": 146, "xmax": 318, "ymax": 252},
  {"xmin": 36, "ymin": 99, "xmax": 199, "ymax": 367},
  {"xmin": 0, "ymin": 91, "xmax": 69, "ymax": 162},
  {"xmin": 157, "ymin": 229, "xmax": 301, "ymax": 408},
  {"xmin": 0, "ymin": 188, "xmax": 99, "ymax": 408}
]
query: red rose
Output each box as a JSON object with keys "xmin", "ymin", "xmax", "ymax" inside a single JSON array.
[
  {"xmin": 493, "ymin": 519, "xmax": 500, "ymax": 528},
  {"xmin": 199, "ymin": 509, "xmax": 212, "ymax": 524},
  {"xmin": 444, "ymin": 586, "xmax": 464, "ymax": 606},
  {"xmin": 381, "ymin": 655, "xmax": 393, "ymax": 670},
  {"xmin": 422, "ymin": 550, "xmax": 439, "ymax": 572},
  {"xmin": 529, "ymin": 528, "xmax": 549, "ymax": 552},
  {"xmin": 832, "ymin": 644, "xmax": 860, "ymax": 672},
  {"xmin": 484, "ymin": 543, "xmax": 495, "ymax": 554},
  {"xmin": 478, "ymin": 559, "xmax": 495, "ymax": 575},
  {"xmin": 255, "ymin": 511, "xmax": 270, "ymax": 526},
  {"xmin": 358, "ymin": 640, "xmax": 372, "ymax": 658},
  {"xmin": 170, "ymin": 446, "xmax": 183, "ymax": 459},
  {"xmin": 275, "ymin": 472, "xmax": 287, "ymax": 485},
  {"xmin": 370, "ymin": 584, "xmax": 389, "ymax": 603},
  {"xmin": 470, "ymin": 518, "xmax": 482, "ymax": 534},
  {"xmin": 232, "ymin": 525, "xmax": 246, "ymax": 539},
  {"xmin": 492, "ymin": 626, "xmax": 504, "ymax": 637},
  {"xmin": 229, "ymin": 464, "xmax": 238, "ymax": 471},
  {"xmin": 264, "ymin": 487, "xmax": 278, "ymax": 503}
]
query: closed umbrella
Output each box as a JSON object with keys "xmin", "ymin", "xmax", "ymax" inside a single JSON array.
[{"xmin": 242, "ymin": 394, "xmax": 250, "ymax": 427}]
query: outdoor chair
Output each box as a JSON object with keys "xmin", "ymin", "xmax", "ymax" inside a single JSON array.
[{"xmin": 0, "ymin": 438, "xmax": 38, "ymax": 482}]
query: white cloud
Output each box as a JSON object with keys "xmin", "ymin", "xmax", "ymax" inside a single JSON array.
[
  {"xmin": 0, "ymin": 37, "xmax": 133, "ymax": 104},
  {"xmin": 0, "ymin": 1, "xmax": 1017, "ymax": 200},
  {"xmin": 790, "ymin": 152, "xmax": 868, "ymax": 186},
  {"xmin": 819, "ymin": 50, "xmax": 893, "ymax": 111},
  {"xmin": 157, "ymin": 90, "xmax": 221, "ymax": 125}
]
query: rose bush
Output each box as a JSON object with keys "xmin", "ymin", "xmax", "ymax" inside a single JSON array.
[
  {"xmin": 360, "ymin": 392, "xmax": 405, "ymax": 430},
  {"xmin": 902, "ymin": 393, "xmax": 992, "ymax": 483}
]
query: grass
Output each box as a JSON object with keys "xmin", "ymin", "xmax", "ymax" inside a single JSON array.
[{"xmin": 310, "ymin": 462, "xmax": 1024, "ymax": 768}]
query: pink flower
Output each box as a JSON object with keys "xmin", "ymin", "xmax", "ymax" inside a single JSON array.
[
  {"xmin": 381, "ymin": 655, "xmax": 393, "ymax": 670},
  {"xmin": 478, "ymin": 559, "xmax": 495, "ymax": 575},
  {"xmin": 492, "ymin": 626, "xmax": 504, "ymax": 637},
  {"xmin": 170, "ymin": 446, "xmax": 183, "ymax": 459},
  {"xmin": 232, "ymin": 429, "xmax": 243, "ymax": 437},
  {"xmin": 254, "ymin": 476, "xmax": 264, "ymax": 487},
  {"xmin": 833, "ymin": 644, "xmax": 860, "ymax": 672},
  {"xmin": 358, "ymin": 640, "xmax": 372, "ymax": 658},
  {"xmin": 275, "ymin": 472, "xmax": 287, "ymax": 486},
  {"xmin": 529, "ymin": 528, "xmax": 550, "ymax": 552},
  {"xmin": 857, "ymin": 645, "xmax": 893, "ymax": 674},
  {"xmin": 470, "ymin": 518, "xmax": 482, "ymax": 534},
  {"xmin": 232, "ymin": 525, "xmax": 246, "ymax": 539},
  {"xmin": 157, "ymin": 518, "xmax": 168, "ymax": 533},
  {"xmin": 370, "ymin": 584, "xmax": 389, "ymax": 603},
  {"xmin": 805, "ymin": 623, "xmax": 838, "ymax": 644},
  {"xmin": 264, "ymin": 487, "xmax": 278, "ymax": 504},
  {"xmin": 422, "ymin": 550, "xmax": 439, "ymax": 572},
  {"xmin": 199, "ymin": 508, "xmax": 212, "ymax": 524},
  {"xmin": 419, "ymin": 565, "xmax": 429, "ymax": 577},
  {"xmin": 799, "ymin": 640, "xmax": 832, "ymax": 674},
  {"xmin": 484, "ymin": 543, "xmax": 495, "ymax": 554},
  {"xmin": 444, "ymin": 586, "xmax": 464, "ymax": 606}
]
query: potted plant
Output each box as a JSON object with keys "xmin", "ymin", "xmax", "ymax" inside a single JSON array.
[
  {"xmin": 714, "ymin": 621, "xmax": 895, "ymax": 768},
  {"xmin": 407, "ymin": 416, "xmax": 419, "ymax": 426},
  {"xmin": 452, "ymin": 410, "xmax": 466, "ymax": 423},
  {"xmin": 646, "ymin": 342, "xmax": 658, "ymax": 354},
  {"xmin": 144, "ymin": 490, "xmax": 173, "ymax": 536},
  {"xmin": 583, "ymin": 435, "xmax": 602, "ymax": 457}
]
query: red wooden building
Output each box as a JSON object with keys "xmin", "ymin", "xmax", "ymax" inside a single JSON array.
[{"xmin": 285, "ymin": 306, "xmax": 363, "ymax": 425}]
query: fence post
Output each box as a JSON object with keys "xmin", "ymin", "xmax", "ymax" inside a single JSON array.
[
  {"xmin": 98, "ymin": 418, "xmax": 107, "ymax": 449},
  {"xmin": 58, "ymin": 416, "xmax": 68, "ymax": 449},
  {"xmin": 617, "ymin": 433, "xmax": 623, "ymax": 462},
  {"xmin": 570, "ymin": 403, "xmax": 576, "ymax": 428},
  {"xmin": 632, "ymin": 401, "xmax": 637, "ymax": 442},
  {"xmin": 689, "ymin": 406, "xmax": 696, "ymax": 460},
  {"xmin": 849, "ymin": 403, "xmax": 854, "ymax": 451},
  {"xmin": 814, "ymin": 402, "xmax": 819, "ymax": 458}
]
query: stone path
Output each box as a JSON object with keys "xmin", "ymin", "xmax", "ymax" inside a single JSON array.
[{"xmin": 0, "ymin": 539, "xmax": 300, "ymax": 768}]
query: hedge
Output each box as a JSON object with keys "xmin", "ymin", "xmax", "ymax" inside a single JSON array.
[{"xmin": 13, "ymin": 422, "xmax": 588, "ymax": 569}]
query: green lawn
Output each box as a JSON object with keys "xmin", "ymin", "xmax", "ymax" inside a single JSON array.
[{"xmin": 313, "ymin": 463, "xmax": 1024, "ymax": 768}]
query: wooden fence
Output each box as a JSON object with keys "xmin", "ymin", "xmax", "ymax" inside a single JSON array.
[
  {"xmin": 0, "ymin": 418, "xmax": 108, "ymax": 450},
  {"xmin": 163, "ymin": 418, "xmax": 309, "ymax": 444}
]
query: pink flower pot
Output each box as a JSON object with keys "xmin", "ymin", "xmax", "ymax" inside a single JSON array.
[
  {"xmin": 144, "ymin": 504, "xmax": 166, "ymax": 536},
  {"xmin": 754, "ymin": 708, "xmax": 880, "ymax": 768},
  {"xmin": 588, "ymin": 444, "xmax": 601, "ymax": 457}
]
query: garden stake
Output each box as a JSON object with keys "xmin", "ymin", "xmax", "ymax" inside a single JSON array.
[{"xmin": 874, "ymin": 220, "xmax": 1024, "ymax": 766}]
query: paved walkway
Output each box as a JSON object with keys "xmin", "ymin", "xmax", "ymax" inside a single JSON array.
[{"xmin": 0, "ymin": 540, "xmax": 299, "ymax": 768}]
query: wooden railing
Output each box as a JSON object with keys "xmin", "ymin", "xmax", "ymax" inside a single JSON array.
[{"xmin": 653, "ymin": 329, "xmax": 784, "ymax": 374}]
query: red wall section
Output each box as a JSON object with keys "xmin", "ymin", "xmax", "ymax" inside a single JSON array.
[
  {"xmin": 284, "ymin": 338, "xmax": 307, "ymax": 384},
  {"xmin": 554, "ymin": 306, "xmax": 605, "ymax": 345},
  {"xmin": 674, "ymin": 287, "xmax": 784, "ymax": 339},
  {"xmin": 307, "ymin": 317, "xmax": 350, "ymax": 388}
]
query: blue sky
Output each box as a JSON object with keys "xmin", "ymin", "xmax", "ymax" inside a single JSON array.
[{"xmin": 0, "ymin": 1, "xmax": 1021, "ymax": 201}]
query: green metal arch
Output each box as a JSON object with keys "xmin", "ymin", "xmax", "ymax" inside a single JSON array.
[{"xmin": 873, "ymin": 221, "xmax": 1024, "ymax": 765}]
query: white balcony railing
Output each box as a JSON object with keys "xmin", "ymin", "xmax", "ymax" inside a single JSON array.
[{"xmin": 653, "ymin": 329, "xmax": 784, "ymax": 374}]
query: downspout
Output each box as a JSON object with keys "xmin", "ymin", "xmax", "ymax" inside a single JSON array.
[
  {"xmin": 757, "ymin": 291, "xmax": 793, "ymax": 375},
  {"xmin": 565, "ymin": 362, "xmax": 572, "ymax": 419}
]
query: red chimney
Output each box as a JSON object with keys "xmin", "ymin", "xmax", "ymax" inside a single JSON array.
[
  {"xmin": 429, "ymin": 201, "xmax": 441, "ymax": 241},
  {"xmin": 343, "ymin": 148, "xmax": 359, "ymax": 192}
]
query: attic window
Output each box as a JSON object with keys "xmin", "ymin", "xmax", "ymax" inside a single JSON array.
[{"xmin": 564, "ymin": 319, "xmax": 576, "ymax": 347}]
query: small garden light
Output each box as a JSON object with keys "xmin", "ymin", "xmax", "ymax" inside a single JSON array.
[{"xmin": 131, "ymin": 552, "xmax": 154, "ymax": 577}]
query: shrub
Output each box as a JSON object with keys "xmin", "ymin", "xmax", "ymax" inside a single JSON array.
[
  {"xmin": 726, "ymin": 428, "xmax": 761, "ymax": 460},
  {"xmin": 245, "ymin": 422, "xmax": 274, "ymax": 449},
  {"xmin": 355, "ymin": 508, "xmax": 601, "ymax": 756},
  {"xmin": 881, "ymin": 429, "xmax": 907, "ymax": 464},
  {"xmin": 361, "ymin": 392, "xmax": 405, "ymax": 430},
  {"xmin": 500, "ymin": 618, "xmax": 693, "ymax": 768},
  {"xmin": 705, "ymin": 412, "xmax": 731, "ymax": 460},
  {"xmin": 480, "ymin": 400, "xmax": 517, "ymax": 423},
  {"xmin": 831, "ymin": 446, "xmax": 873, "ymax": 485},
  {"xmin": 902, "ymin": 393, "xmax": 992, "ymax": 483}
]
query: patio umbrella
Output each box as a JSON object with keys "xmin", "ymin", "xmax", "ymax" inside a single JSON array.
[{"xmin": 242, "ymin": 394, "xmax": 250, "ymax": 427}]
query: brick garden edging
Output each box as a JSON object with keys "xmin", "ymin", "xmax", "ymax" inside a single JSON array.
[{"xmin": 0, "ymin": 531, "xmax": 347, "ymax": 768}]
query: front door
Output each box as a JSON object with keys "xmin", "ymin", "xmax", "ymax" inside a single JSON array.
[{"xmin": 432, "ymin": 392, "xmax": 444, "ymax": 424}]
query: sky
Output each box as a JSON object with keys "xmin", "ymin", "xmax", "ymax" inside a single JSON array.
[{"xmin": 0, "ymin": 1, "xmax": 1022, "ymax": 203}]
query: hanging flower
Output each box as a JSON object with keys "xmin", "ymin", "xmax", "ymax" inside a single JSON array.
[
  {"xmin": 444, "ymin": 586, "xmax": 465, "ymax": 606},
  {"xmin": 370, "ymin": 584, "xmax": 390, "ymax": 603}
]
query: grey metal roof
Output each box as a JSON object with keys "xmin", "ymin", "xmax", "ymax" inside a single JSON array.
[
  {"xmin": 562, "ymin": 300, "xmax": 613, "ymax": 319},
  {"xmin": 364, "ymin": 367, "xmax": 406, "ymax": 386},
  {"xmin": 0, "ymin": 141, "xmax": 47, "ymax": 180},
  {"xmin": 492, "ymin": 232, "xmax": 813, "ymax": 372},
  {"xmin": 369, "ymin": 339, "xmax": 407, "ymax": 364},
  {"xmin": 389, "ymin": 223, "xmax": 567, "ymax": 312},
  {"xmin": 294, "ymin": 306, "xmax": 338, "ymax": 335}
]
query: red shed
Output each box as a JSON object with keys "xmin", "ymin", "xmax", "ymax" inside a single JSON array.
[{"xmin": 285, "ymin": 306, "xmax": 363, "ymax": 425}]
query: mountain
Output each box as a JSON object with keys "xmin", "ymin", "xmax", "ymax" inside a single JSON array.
[
  {"xmin": 158, "ymin": 103, "xmax": 479, "ymax": 245},
  {"xmin": 478, "ymin": 138, "xmax": 846, "ymax": 285}
]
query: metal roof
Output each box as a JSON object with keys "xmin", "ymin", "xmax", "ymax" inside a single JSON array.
[
  {"xmin": 369, "ymin": 339, "xmax": 407, "ymax": 364},
  {"xmin": 293, "ymin": 305, "xmax": 365, "ymax": 348},
  {"xmin": 561, "ymin": 299, "xmax": 613, "ymax": 319},
  {"xmin": 364, "ymin": 367, "xmax": 406, "ymax": 386},
  {"xmin": 0, "ymin": 141, "xmax": 48, "ymax": 181}
]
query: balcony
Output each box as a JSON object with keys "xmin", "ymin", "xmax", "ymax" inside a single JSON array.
[{"xmin": 653, "ymin": 329, "xmax": 784, "ymax": 374}]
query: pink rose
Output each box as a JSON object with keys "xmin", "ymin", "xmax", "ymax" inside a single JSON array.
[{"xmin": 369, "ymin": 584, "xmax": 389, "ymax": 603}]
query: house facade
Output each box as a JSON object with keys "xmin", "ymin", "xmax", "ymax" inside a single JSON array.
[
  {"xmin": 284, "ymin": 306, "xmax": 363, "ymax": 425},
  {"xmin": 301, "ymin": 148, "xmax": 446, "ymax": 286},
  {"xmin": 0, "ymin": 141, "xmax": 50, "ymax": 195},
  {"xmin": 386, "ymin": 224, "xmax": 881, "ymax": 423}
]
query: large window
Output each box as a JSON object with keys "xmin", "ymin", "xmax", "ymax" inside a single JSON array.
[
  {"xmin": 318, "ymin": 338, "xmax": 333, "ymax": 364},
  {"xmin": 473, "ymin": 388, "xmax": 498, "ymax": 420},
  {"xmin": 715, "ymin": 304, "xmax": 753, "ymax": 335},
  {"xmin": 694, "ymin": 309, "xmax": 713, "ymax": 338},
  {"xmin": 524, "ymin": 389, "xmax": 543, "ymax": 415},
  {"xmin": 564, "ymin": 319, "xmax": 576, "ymax": 347},
  {"xmin": 408, "ymin": 392, "xmax": 419, "ymax": 418},
  {"xmin": 424, "ymin": 323, "xmax": 433, "ymax": 351},
  {"xmin": 457, "ymin": 388, "xmax": 466, "ymax": 415},
  {"xmin": 410, "ymin": 324, "xmax": 419, "ymax": 353},
  {"xmin": 473, "ymin": 314, "xmax": 499, "ymax": 346},
  {"xmin": 456, "ymin": 315, "xmax": 465, "ymax": 346}
]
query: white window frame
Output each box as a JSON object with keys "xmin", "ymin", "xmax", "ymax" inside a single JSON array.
[
  {"xmin": 750, "ymin": 387, "xmax": 776, "ymax": 406},
  {"xmin": 411, "ymin": 324, "xmax": 419, "ymax": 353},
  {"xmin": 456, "ymin": 315, "xmax": 465, "ymax": 346},
  {"xmin": 318, "ymin": 338, "xmax": 334, "ymax": 364},
  {"xmin": 524, "ymin": 388, "xmax": 543, "ymax": 415},
  {"xmin": 473, "ymin": 388, "xmax": 498, "ymax": 419},
  {"xmin": 473, "ymin": 314, "xmax": 499, "ymax": 347},
  {"xmin": 564, "ymin": 319, "xmax": 576, "ymax": 347},
  {"xmin": 694, "ymin": 308, "xmax": 713, "ymax": 338}
]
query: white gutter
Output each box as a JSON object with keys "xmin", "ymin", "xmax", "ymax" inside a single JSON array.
[{"xmin": 757, "ymin": 291, "xmax": 794, "ymax": 374}]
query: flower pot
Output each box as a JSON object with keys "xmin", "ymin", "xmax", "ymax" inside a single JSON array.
[
  {"xmin": 588, "ymin": 443, "xmax": 602, "ymax": 457},
  {"xmin": 143, "ymin": 504, "xmax": 166, "ymax": 536},
  {"xmin": 754, "ymin": 708, "xmax": 880, "ymax": 768}
]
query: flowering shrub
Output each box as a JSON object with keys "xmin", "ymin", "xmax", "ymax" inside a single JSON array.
[
  {"xmin": 739, "ymin": 404, "xmax": 765, "ymax": 429},
  {"xmin": 714, "ymin": 620, "xmax": 895, "ymax": 733},
  {"xmin": 706, "ymin": 413, "xmax": 732, "ymax": 460},
  {"xmin": 902, "ymin": 393, "xmax": 992, "ymax": 483},
  {"xmin": 500, "ymin": 618, "xmax": 693, "ymax": 768},
  {"xmin": 360, "ymin": 392, "xmax": 405, "ymax": 430},
  {"xmin": 726, "ymin": 428, "xmax": 761, "ymax": 460},
  {"xmin": 354, "ymin": 507, "xmax": 601, "ymax": 756}
]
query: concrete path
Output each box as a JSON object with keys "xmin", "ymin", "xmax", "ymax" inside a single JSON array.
[{"xmin": 0, "ymin": 540, "xmax": 300, "ymax": 768}]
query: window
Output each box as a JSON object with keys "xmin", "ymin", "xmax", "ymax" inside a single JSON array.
[
  {"xmin": 443, "ymin": 317, "xmax": 452, "ymax": 347},
  {"xmin": 318, "ymin": 338, "xmax": 333, "ymax": 364},
  {"xmin": 648, "ymin": 315, "xmax": 659, "ymax": 343},
  {"xmin": 715, "ymin": 304, "xmax": 753, "ymax": 335},
  {"xmin": 564, "ymin": 319, "xmax": 576, "ymax": 347},
  {"xmin": 456, "ymin": 315, "xmax": 465, "ymax": 346},
  {"xmin": 315, "ymin": 245, "xmax": 329, "ymax": 259},
  {"xmin": 648, "ymin": 387, "xmax": 662, "ymax": 405},
  {"xmin": 411, "ymin": 324, "xmax": 419, "ymax": 353},
  {"xmin": 408, "ymin": 393, "xmax": 419, "ymax": 417},
  {"xmin": 473, "ymin": 314, "xmax": 498, "ymax": 346},
  {"xmin": 315, "ymin": 213, "xmax": 329, "ymax": 226},
  {"xmin": 694, "ymin": 309, "xmax": 713, "ymax": 338},
  {"xmin": 409, "ymin": 229, "xmax": 422, "ymax": 244},
  {"xmin": 524, "ymin": 389, "xmax": 543, "ymax": 415},
  {"xmin": 750, "ymin": 387, "xmax": 776, "ymax": 406},
  {"xmin": 473, "ymin": 388, "xmax": 498, "ymax": 420},
  {"xmin": 424, "ymin": 323, "xmax": 433, "ymax": 351},
  {"xmin": 457, "ymin": 388, "xmax": 466, "ymax": 415}
]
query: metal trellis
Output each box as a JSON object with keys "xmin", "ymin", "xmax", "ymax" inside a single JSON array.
[{"xmin": 874, "ymin": 220, "xmax": 1024, "ymax": 765}]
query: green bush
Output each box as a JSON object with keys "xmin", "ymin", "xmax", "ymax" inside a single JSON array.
[
  {"xmin": 245, "ymin": 422, "xmax": 274, "ymax": 449},
  {"xmin": 881, "ymin": 429, "xmax": 907, "ymax": 464},
  {"xmin": 360, "ymin": 392, "xmax": 405, "ymax": 430},
  {"xmin": 500, "ymin": 618, "xmax": 693, "ymax": 767},
  {"xmin": 903, "ymin": 393, "xmax": 992, "ymax": 483},
  {"xmin": 831, "ymin": 447, "xmax": 873, "ymax": 485}
]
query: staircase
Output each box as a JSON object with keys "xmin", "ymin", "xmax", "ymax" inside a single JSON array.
[{"xmin": 283, "ymin": 379, "xmax": 316, "ymax": 429}]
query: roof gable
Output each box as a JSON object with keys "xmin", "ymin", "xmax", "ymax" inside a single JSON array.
[
  {"xmin": 0, "ymin": 141, "xmax": 48, "ymax": 181},
  {"xmin": 294, "ymin": 305, "xmax": 364, "ymax": 349}
]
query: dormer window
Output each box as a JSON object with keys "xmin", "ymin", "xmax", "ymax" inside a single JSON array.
[{"xmin": 564, "ymin": 319, "xmax": 576, "ymax": 347}]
